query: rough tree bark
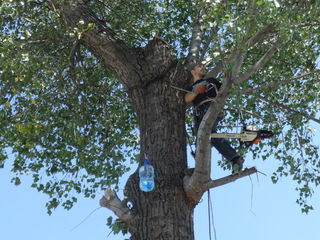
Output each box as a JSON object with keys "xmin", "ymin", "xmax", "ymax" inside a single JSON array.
[{"xmin": 123, "ymin": 58, "xmax": 195, "ymax": 239}]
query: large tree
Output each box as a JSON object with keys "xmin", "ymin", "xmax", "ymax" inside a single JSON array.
[{"xmin": 1, "ymin": 0, "xmax": 319, "ymax": 239}]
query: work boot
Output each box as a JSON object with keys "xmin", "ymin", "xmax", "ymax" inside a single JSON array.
[{"xmin": 231, "ymin": 156, "xmax": 244, "ymax": 174}]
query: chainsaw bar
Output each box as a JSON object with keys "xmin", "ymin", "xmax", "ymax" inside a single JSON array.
[{"xmin": 211, "ymin": 129, "xmax": 274, "ymax": 145}]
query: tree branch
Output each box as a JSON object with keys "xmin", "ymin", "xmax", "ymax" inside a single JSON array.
[
  {"xmin": 184, "ymin": 25, "xmax": 281, "ymax": 203},
  {"xmin": 205, "ymin": 50, "xmax": 238, "ymax": 79},
  {"xmin": 100, "ymin": 188, "xmax": 133, "ymax": 222},
  {"xmin": 206, "ymin": 24, "xmax": 277, "ymax": 79},
  {"xmin": 205, "ymin": 60, "xmax": 227, "ymax": 79},
  {"xmin": 186, "ymin": 8, "xmax": 206, "ymax": 68},
  {"xmin": 235, "ymin": 38, "xmax": 283, "ymax": 84},
  {"xmin": 224, "ymin": 107, "xmax": 265, "ymax": 120},
  {"xmin": 231, "ymin": 49, "xmax": 247, "ymax": 80},
  {"xmin": 199, "ymin": 26, "xmax": 217, "ymax": 63},
  {"xmin": 204, "ymin": 167, "xmax": 258, "ymax": 189},
  {"xmin": 245, "ymin": 23, "xmax": 277, "ymax": 48},
  {"xmin": 68, "ymin": 39, "xmax": 81, "ymax": 86},
  {"xmin": 47, "ymin": 0, "xmax": 142, "ymax": 88},
  {"xmin": 184, "ymin": 75, "xmax": 233, "ymax": 203},
  {"xmin": 241, "ymin": 69, "xmax": 320, "ymax": 94}
]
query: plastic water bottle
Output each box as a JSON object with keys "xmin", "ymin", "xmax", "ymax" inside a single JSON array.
[{"xmin": 139, "ymin": 159, "xmax": 155, "ymax": 192}]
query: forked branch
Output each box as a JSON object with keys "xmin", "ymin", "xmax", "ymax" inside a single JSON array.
[
  {"xmin": 48, "ymin": 0, "xmax": 141, "ymax": 89},
  {"xmin": 185, "ymin": 25, "xmax": 282, "ymax": 203}
]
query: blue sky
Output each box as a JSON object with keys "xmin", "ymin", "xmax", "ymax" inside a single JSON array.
[{"xmin": 1, "ymin": 132, "xmax": 320, "ymax": 240}]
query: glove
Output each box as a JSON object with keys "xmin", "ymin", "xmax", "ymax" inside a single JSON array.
[{"xmin": 192, "ymin": 83, "xmax": 207, "ymax": 94}]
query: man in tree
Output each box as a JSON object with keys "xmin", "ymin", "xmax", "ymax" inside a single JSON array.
[{"xmin": 185, "ymin": 64, "xmax": 244, "ymax": 173}]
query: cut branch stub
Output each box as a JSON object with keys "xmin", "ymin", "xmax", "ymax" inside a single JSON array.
[{"xmin": 100, "ymin": 188, "xmax": 132, "ymax": 222}]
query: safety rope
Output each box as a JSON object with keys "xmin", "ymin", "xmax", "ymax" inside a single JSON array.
[{"xmin": 207, "ymin": 190, "xmax": 217, "ymax": 240}]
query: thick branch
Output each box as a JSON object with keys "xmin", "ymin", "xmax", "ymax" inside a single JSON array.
[
  {"xmin": 186, "ymin": 9, "xmax": 206, "ymax": 68},
  {"xmin": 204, "ymin": 167, "xmax": 258, "ymax": 189},
  {"xmin": 48, "ymin": 0, "xmax": 141, "ymax": 88},
  {"xmin": 235, "ymin": 38, "xmax": 283, "ymax": 83},
  {"xmin": 99, "ymin": 188, "xmax": 132, "ymax": 222},
  {"xmin": 231, "ymin": 49, "xmax": 247, "ymax": 79},
  {"xmin": 184, "ymin": 76, "xmax": 233, "ymax": 203}
]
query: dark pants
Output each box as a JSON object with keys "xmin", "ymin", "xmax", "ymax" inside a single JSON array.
[{"xmin": 194, "ymin": 104, "xmax": 239, "ymax": 161}]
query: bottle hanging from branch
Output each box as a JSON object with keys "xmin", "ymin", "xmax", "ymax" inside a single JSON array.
[{"xmin": 139, "ymin": 155, "xmax": 155, "ymax": 192}]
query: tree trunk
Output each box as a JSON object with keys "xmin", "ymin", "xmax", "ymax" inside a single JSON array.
[
  {"xmin": 124, "ymin": 62, "xmax": 196, "ymax": 240},
  {"xmin": 48, "ymin": 2, "xmax": 199, "ymax": 237}
]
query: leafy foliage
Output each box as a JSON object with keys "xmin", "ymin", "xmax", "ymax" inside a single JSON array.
[
  {"xmin": 0, "ymin": 0, "xmax": 319, "ymax": 218},
  {"xmin": 0, "ymin": 0, "xmax": 138, "ymax": 213},
  {"xmin": 87, "ymin": 0, "xmax": 196, "ymax": 54},
  {"xmin": 106, "ymin": 216, "xmax": 128, "ymax": 236}
]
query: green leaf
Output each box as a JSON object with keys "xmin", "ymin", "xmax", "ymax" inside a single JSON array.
[{"xmin": 11, "ymin": 177, "xmax": 21, "ymax": 186}]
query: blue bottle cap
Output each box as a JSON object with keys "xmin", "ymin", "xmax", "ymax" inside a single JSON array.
[{"xmin": 143, "ymin": 159, "xmax": 151, "ymax": 165}]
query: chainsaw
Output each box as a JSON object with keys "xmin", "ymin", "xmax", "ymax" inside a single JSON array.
[{"xmin": 211, "ymin": 125, "xmax": 274, "ymax": 146}]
